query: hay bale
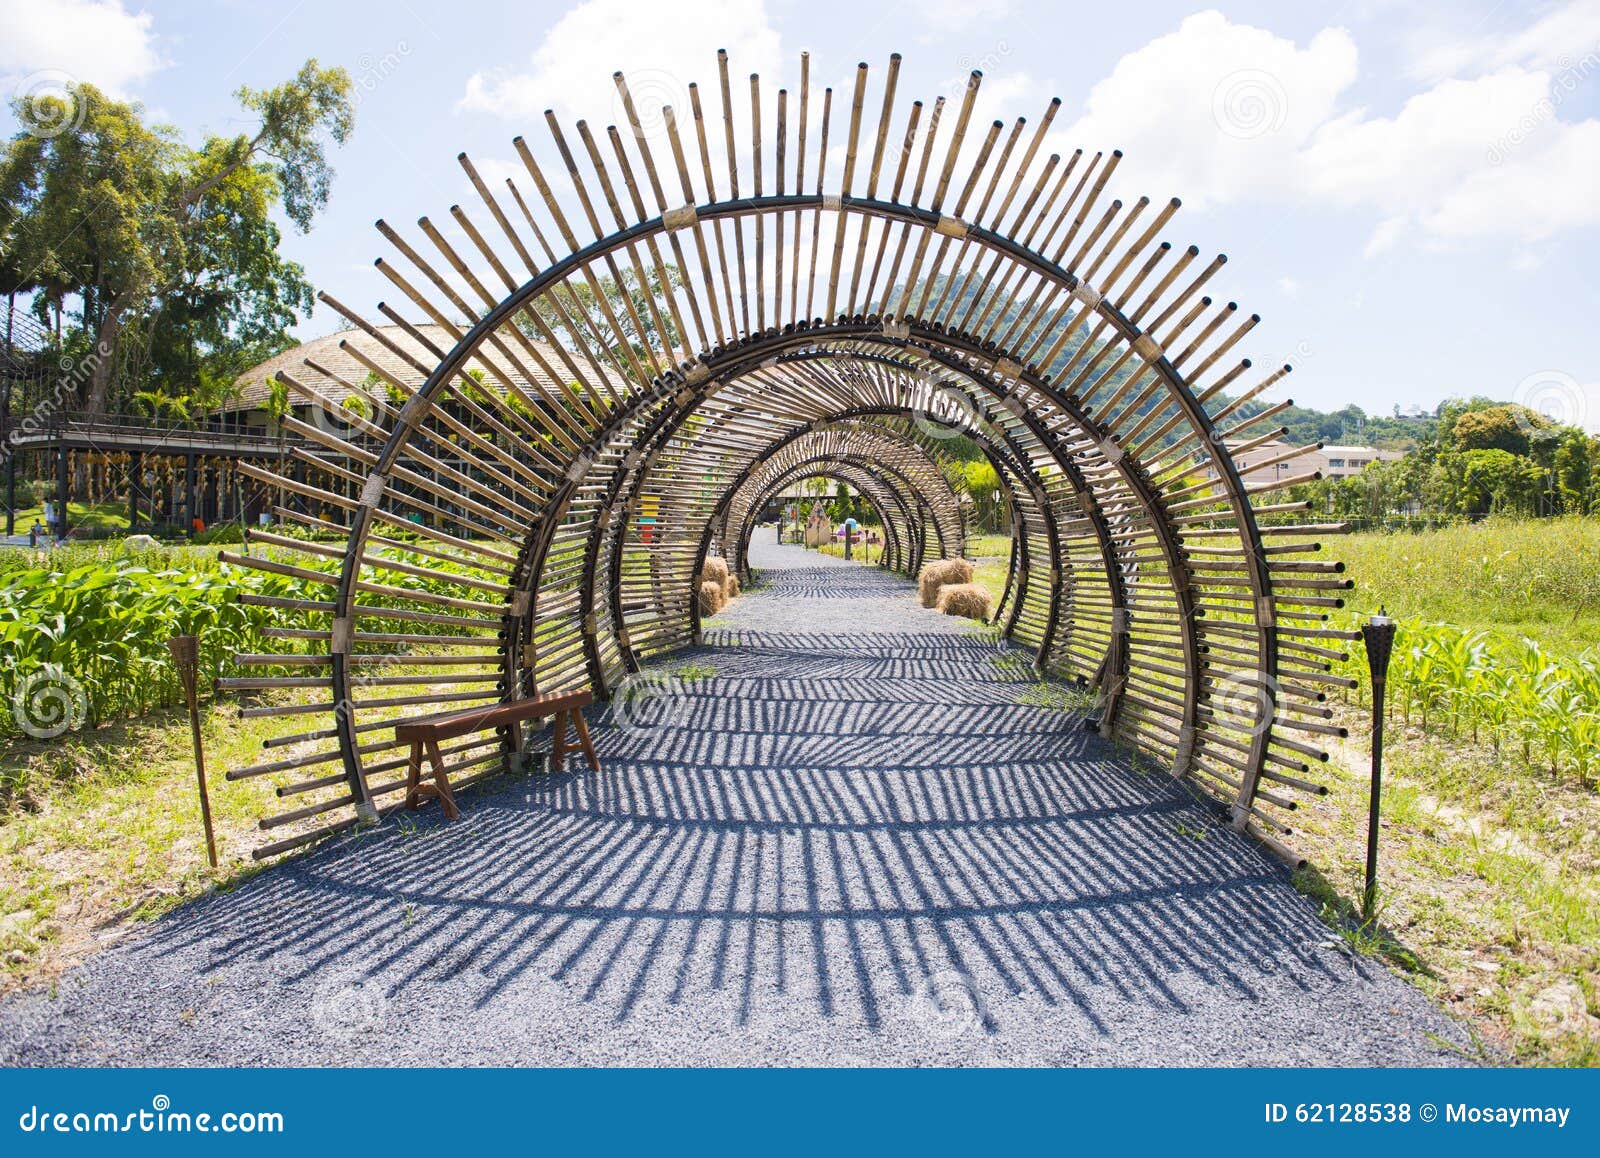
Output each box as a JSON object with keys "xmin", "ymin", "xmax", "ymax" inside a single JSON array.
[
  {"xmin": 698, "ymin": 580, "xmax": 725, "ymax": 617},
  {"xmin": 935, "ymin": 582, "xmax": 992, "ymax": 620},
  {"xmin": 918, "ymin": 558, "xmax": 974, "ymax": 607},
  {"xmin": 701, "ymin": 556, "xmax": 730, "ymax": 588},
  {"xmin": 724, "ymin": 574, "xmax": 741, "ymax": 599}
]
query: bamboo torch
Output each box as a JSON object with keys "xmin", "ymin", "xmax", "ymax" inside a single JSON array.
[{"xmin": 167, "ymin": 634, "xmax": 218, "ymax": 868}]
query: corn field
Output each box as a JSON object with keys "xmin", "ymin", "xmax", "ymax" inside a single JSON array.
[
  {"xmin": 0, "ymin": 553, "xmax": 306, "ymax": 739},
  {"xmin": 0, "ymin": 540, "xmax": 505, "ymax": 744},
  {"xmin": 1340, "ymin": 616, "xmax": 1600, "ymax": 788}
]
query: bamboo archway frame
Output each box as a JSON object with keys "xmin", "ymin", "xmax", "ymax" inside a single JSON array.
[
  {"xmin": 711, "ymin": 417, "xmax": 968, "ymax": 579},
  {"xmin": 223, "ymin": 51, "xmax": 1353, "ymax": 863}
]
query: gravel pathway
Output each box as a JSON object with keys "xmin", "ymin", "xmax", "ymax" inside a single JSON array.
[{"xmin": 0, "ymin": 540, "xmax": 1469, "ymax": 1066}]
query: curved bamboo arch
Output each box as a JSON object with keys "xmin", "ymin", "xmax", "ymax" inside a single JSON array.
[
  {"xmin": 735, "ymin": 458, "xmax": 924, "ymax": 571},
  {"xmin": 224, "ymin": 51, "xmax": 1354, "ymax": 864},
  {"xmin": 709, "ymin": 417, "xmax": 968, "ymax": 579}
]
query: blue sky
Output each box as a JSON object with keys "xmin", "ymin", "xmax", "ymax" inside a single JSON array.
[{"xmin": 4, "ymin": 0, "xmax": 1598, "ymax": 429}]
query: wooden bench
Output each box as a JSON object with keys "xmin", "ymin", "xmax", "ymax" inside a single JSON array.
[{"xmin": 395, "ymin": 689, "xmax": 600, "ymax": 820}]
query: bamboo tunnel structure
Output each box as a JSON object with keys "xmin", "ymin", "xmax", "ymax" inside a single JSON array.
[
  {"xmin": 225, "ymin": 51, "xmax": 1352, "ymax": 863},
  {"xmin": 713, "ymin": 417, "xmax": 968, "ymax": 579}
]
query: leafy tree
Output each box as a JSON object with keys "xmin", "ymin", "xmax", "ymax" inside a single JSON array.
[
  {"xmin": 527, "ymin": 265, "xmax": 683, "ymax": 357},
  {"xmin": 962, "ymin": 458, "xmax": 1003, "ymax": 531},
  {"xmin": 0, "ymin": 61, "xmax": 353, "ymax": 414},
  {"xmin": 1450, "ymin": 404, "xmax": 1545, "ymax": 456}
]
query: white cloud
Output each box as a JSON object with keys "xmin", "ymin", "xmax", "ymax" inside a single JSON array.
[
  {"xmin": 1363, "ymin": 216, "xmax": 1408, "ymax": 258},
  {"xmin": 0, "ymin": 0, "xmax": 163, "ymax": 97},
  {"xmin": 1057, "ymin": 11, "xmax": 1358, "ymax": 211},
  {"xmin": 459, "ymin": 0, "xmax": 782, "ymax": 132},
  {"xmin": 1277, "ymin": 277, "xmax": 1300, "ymax": 297},
  {"xmin": 1056, "ymin": 9, "xmax": 1600, "ymax": 254},
  {"xmin": 1408, "ymin": 0, "xmax": 1600, "ymax": 81}
]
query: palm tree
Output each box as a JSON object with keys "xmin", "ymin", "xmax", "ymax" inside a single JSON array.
[{"xmin": 131, "ymin": 389, "xmax": 191, "ymax": 422}]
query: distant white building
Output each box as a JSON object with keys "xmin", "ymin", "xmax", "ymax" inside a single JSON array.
[
  {"xmin": 1207, "ymin": 439, "xmax": 1403, "ymax": 483},
  {"xmin": 1316, "ymin": 444, "xmax": 1405, "ymax": 478}
]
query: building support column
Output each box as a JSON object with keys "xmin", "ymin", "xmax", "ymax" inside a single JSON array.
[
  {"xmin": 4, "ymin": 446, "xmax": 15, "ymax": 538},
  {"xmin": 127, "ymin": 452, "xmax": 142, "ymax": 531},
  {"xmin": 56, "ymin": 439, "xmax": 69, "ymax": 539},
  {"xmin": 184, "ymin": 452, "xmax": 198, "ymax": 536}
]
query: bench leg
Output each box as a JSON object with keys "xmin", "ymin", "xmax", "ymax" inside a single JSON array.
[
  {"xmin": 550, "ymin": 709, "xmax": 568, "ymax": 772},
  {"xmin": 404, "ymin": 740, "xmax": 426, "ymax": 811},
  {"xmin": 424, "ymin": 737, "xmax": 461, "ymax": 821},
  {"xmin": 571, "ymin": 708, "xmax": 600, "ymax": 772}
]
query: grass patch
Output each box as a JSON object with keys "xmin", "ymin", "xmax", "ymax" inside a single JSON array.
[
  {"xmin": 814, "ymin": 539, "xmax": 887, "ymax": 565},
  {"xmin": 964, "ymin": 533, "xmax": 1011, "ymax": 558},
  {"xmin": 671, "ymin": 662, "xmax": 716, "ymax": 681},
  {"xmin": 1291, "ymin": 722, "xmax": 1599, "ymax": 1065},
  {"xmin": 0, "ymin": 701, "xmax": 293, "ymax": 987},
  {"xmin": 0, "ymin": 652, "xmax": 507, "ymax": 993},
  {"xmin": 1293, "ymin": 517, "xmax": 1600, "ymax": 1065},
  {"xmin": 1340, "ymin": 515, "xmax": 1600, "ymax": 656},
  {"xmin": 1015, "ymin": 681, "xmax": 1095, "ymax": 712},
  {"xmin": 7, "ymin": 501, "xmax": 132, "ymax": 533}
]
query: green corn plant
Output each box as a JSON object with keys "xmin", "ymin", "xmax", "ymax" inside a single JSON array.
[{"xmin": 1333, "ymin": 613, "xmax": 1599, "ymax": 790}]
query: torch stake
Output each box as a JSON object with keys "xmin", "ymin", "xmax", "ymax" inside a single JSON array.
[
  {"xmin": 1360, "ymin": 611, "xmax": 1396, "ymax": 923},
  {"xmin": 167, "ymin": 634, "xmax": 217, "ymax": 868}
]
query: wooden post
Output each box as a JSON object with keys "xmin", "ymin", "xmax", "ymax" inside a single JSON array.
[{"xmin": 167, "ymin": 634, "xmax": 218, "ymax": 868}]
